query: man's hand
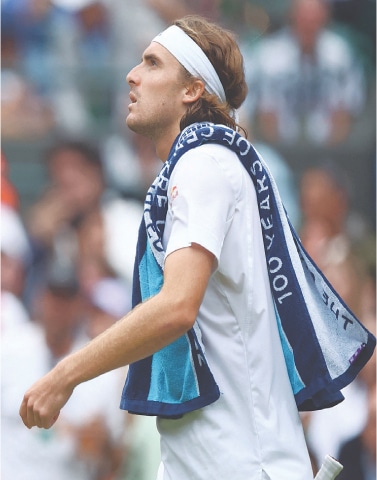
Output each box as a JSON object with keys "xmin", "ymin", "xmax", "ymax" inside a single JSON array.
[{"xmin": 19, "ymin": 367, "xmax": 74, "ymax": 429}]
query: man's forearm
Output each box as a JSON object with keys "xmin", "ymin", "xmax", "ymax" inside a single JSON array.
[{"xmin": 58, "ymin": 292, "xmax": 191, "ymax": 389}]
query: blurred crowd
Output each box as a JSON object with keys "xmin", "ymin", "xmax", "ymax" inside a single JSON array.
[{"xmin": 1, "ymin": 0, "xmax": 376, "ymax": 479}]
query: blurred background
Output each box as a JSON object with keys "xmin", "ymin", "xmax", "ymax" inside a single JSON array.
[{"xmin": 1, "ymin": 1, "xmax": 376, "ymax": 479}]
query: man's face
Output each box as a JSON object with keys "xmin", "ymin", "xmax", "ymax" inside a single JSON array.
[
  {"xmin": 126, "ymin": 42, "xmax": 188, "ymax": 141},
  {"xmin": 291, "ymin": 0, "xmax": 328, "ymax": 52},
  {"xmin": 49, "ymin": 150, "xmax": 103, "ymax": 213}
]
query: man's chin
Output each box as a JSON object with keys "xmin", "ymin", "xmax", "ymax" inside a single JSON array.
[
  {"xmin": 126, "ymin": 116, "xmax": 144, "ymax": 135},
  {"xmin": 125, "ymin": 115, "xmax": 136, "ymax": 132},
  {"xmin": 126, "ymin": 116, "xmax": 152, "ymax": 138}
]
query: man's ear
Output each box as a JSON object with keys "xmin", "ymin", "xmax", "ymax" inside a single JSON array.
[{"xmin": 183, "ymin": 79, "xmax": 205, "ymax": 105}]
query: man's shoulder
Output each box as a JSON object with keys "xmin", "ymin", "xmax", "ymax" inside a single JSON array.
[
  {"xmin": 179, "ymin": 141, "xmax": 241, "ymax": 174},
  {"xmin": 317, "ymin": 29, "xmax": 355, "ymax": 66},
  {"xmin": 174, "ymin": 142, "xmax": 245, "ymax": 201}
]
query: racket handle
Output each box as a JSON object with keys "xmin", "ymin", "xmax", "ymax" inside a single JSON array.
[{"xmin": 314, "ymin": 455, "xmax": 343, "ymax": 480}]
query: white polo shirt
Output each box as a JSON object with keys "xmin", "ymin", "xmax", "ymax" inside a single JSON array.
[{"xmin": 158, "ymin": 143, "xmax": 313, "ymax": 480}]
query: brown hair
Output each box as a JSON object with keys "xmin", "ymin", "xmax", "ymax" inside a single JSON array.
[{"xmin": 175, "ymin": 15, "xmax": 248, "ymax": 134}]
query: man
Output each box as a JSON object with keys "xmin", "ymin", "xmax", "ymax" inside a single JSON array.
[
  {"xmin": 241, "ymin": 0, "xmax": 365, "ymax": 147},
  {"xmin": 20, "ymin": 15, "xmax": 375, "ymax": 480}
]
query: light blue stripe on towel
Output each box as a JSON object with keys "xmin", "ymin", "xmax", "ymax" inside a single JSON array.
[
  {"xmin": 274, "ymin": 306, "xmax": 305, "ymax": 394},
  {"xmin": 148, "ymin": 335, "xmax": 200, "ymax": 403},
  {"xmin": 139, "ymin": 242, "xmax": 164, "ymax": 300}
]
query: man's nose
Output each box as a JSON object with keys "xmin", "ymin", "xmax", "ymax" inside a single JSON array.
[{"xmin": 126, "ymin": 64, "xmax": 140, "ymax": 85}]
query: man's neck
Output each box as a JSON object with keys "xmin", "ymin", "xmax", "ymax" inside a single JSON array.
[{"xmin": 154, "ymin": 127, "xmax": 181, "ymax": 162}]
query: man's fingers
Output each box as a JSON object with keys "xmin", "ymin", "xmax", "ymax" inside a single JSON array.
[
  {"xmin": 19, "ymin": 397, "xmax": 32, "ymax": 429},
  {"xmin": 20, "ymin": 394, "xmax": 40, "ymax": 429},
  {"xmin": 19, "ymin": 393, "xmax": 61, "ymax": 429}
]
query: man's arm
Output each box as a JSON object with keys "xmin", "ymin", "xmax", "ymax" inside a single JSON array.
[{"xmin": 19, "ymin": 243, "xmax": 215, "ymax": 429}]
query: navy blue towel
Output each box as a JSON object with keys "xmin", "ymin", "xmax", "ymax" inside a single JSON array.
[{"xmin": 120, "ymin": 123, "xmax": 376, "ymax": 417}]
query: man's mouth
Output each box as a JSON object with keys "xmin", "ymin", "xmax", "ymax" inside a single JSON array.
[{"xmin": 129, "ymin": 92, "xmax": 137, "ymax": 104}]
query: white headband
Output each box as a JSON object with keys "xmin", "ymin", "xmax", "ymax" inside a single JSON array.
[{"xmin": 152, "ymin": 25, "xmax": 226, "ymax": 104}]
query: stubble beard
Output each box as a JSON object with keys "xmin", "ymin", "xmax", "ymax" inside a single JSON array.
[
  {"xmin": 126, "ymin": 111, "xmax": 166, "ymax": 142},
  {"xmin": 127, "ymin": 108, "xmax": 151, "ymax": 134}
]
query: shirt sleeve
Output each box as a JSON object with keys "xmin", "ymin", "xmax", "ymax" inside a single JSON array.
[{"xmin": 165, "ymin": 145, "xmax": 238, "ymax": 263}]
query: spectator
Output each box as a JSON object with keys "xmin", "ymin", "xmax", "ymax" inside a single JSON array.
[
  {"xmin": 241, "ymin": 0, "xmax": 366, "ymax": 147},
  {"xmin": 1, "ymin": 260, "xmax": 127, "ymax": 480},
  {"xmin": 25, "ymin": 139, "xmax": 103, "ymax": 306},
  {"xmin": 25, "ymin": 139, "xmax": 142, "ymax": 310}
]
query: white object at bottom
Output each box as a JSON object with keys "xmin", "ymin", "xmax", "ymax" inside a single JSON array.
[{"xmin": 314, "ymin": 455, "xmax": 343, "ymax": 480}]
